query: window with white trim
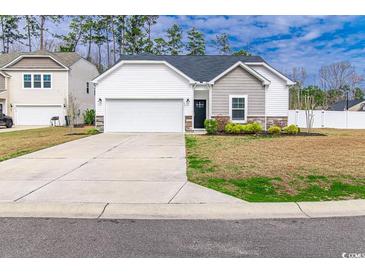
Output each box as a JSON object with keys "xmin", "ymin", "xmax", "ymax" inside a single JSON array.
[
  {"xmin": 43, "ymin": 74, "xmax": 51, "ymax": 88},
  {"xmin": 23, "ymin": 74, "xmax": 32, "ymax": 88},
  {"xmin": 230, "ymin": 95, "xmax": 247, "ymax": 122},
  {"xmin": 33, "ymin": 74, "xmax": 42, "ymax": 88}
]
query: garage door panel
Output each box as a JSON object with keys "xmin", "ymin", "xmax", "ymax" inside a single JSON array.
[
  {"xmin": 105, "ymin": 99, "xmax": 183, "ymax": 132},
  {"xmin": 16, "ymin": 106, "xmax": 64, "ymax": 126}
]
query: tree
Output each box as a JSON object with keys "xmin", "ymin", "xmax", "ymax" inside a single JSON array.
[
  {"xmin": 215, "ymin": 33, "xmax": 231, "ymax": 55},
  {"xmin": 67, "ymin": 95, "xmax": 80, "ymax": 133},
  {"xmin": 61, "ymin": 16, "xmax": 88, "ymax": 52},
  {"xmin": 153, "ymin": 38, "xmax": 168, "ymax": 54},
  {"xmin": 0, "ymin": 16, "xmax": 23, "ymax": 53},
  {"xmin": 289, "ymin": 67, "xmax": 307, "ymax": 109},
  {"xmin": 301, "ymin": 86, "xmax": 326, "ymax": 109},
  {"xmin": 81, "ymin": 16, "xmax": 96, "ymax": 61},
  {"xmin": 319, "ymin": 61, "xmax": 363, "ymax": 91},
  {"xmin": 143, "ymin": 15, "xmax": 159, "ymax": 53},
  {"xmin": 232, "ymin": 49, "xmax": 251, "ymax": 56},
  {"xmin": 37, "ymin": 16, "xmax": 63, "ymax": 50},
  {"xmin": 23, "ymin": 15, "xmax": 39, "ymax": 52},
  {"xmin": 124, "ymin": 16, "xmax": 148, "ymax": 54},
  {"xmin": 353, "ymin": 87, "xmax": 364, "ymax": 100},
  {"xmin": 115, "ymin": 15, "xmax": 127, "ymax": 56},
  {"xmin": 93, "ymin": 17, "xmax": 108, "ymax": 71},
  {"xmin": 303, "ymin": 95, "xmax": 316, "ymax": 133},
  {"xmin": 166, "ymin": 24, "xmax": 183, "ymax": 55},
  {"xmin": 186, "ymin": 27, "xmax": 205, "ymax": 55}
]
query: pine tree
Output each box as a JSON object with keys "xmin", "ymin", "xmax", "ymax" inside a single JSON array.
[
  {"xmin": 115, "ymin": 16, "xmax": 127, "ymax": 57},
  {"xmin": 23, "ymin": 15, "xmax": 39, "ymax": 52},
  {"xmin": 215, "ymin": 33, "xmax": 231, "ymax": 55},
  {"xmin": 124, "ymin": 16, "xmax": 148, "ymax": 54},
  {"xmin": 0, "ymin": 16, "xmax": 23, "ymax": 53},
  {"xmin": 232, "ymin": 49, "xmax": 251, "ymax": 56},
  {"xmin": 61, "ymin": 16, "xmax": 88, "ymax": 52},
  {"xmin": 186, "ymin": 27, "xmax": 205, "ymax": 55},
  {"xmin": 143, "ymin": 16, "xmax": 158, "ymax": 53},
  {"xmin": 153, "ymin": 38, "xmax": 168, "ymax": 55},
  {"xmin": 81, "ymin": 16, "xmax": 96, "ymax": 60},
  {"xmin": 166, "ymin": 24, "xmax": 183, "ymax": 55},
  {"xmin": 37, "ymin": 16, "xmax": 63, "ymax": 50},
  {"xmin": 93, "ymin": 17, "xmax": 108, "ymax": 71}
]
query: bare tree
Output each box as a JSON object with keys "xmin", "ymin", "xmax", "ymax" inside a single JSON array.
[
  {"xmin": 319, "ymin": 61, "xmax": 363, "ymax": 91},
  {"xmin": 303, "ymin": 95, "xmax": 316, "ymax": 133},
  {"xmin": 290, "ymin": 67, "xmax": 307, "ymax": 109},
  {"xmin": 67, "ymin": 95, "xmax": 80, "ymax": 133}
]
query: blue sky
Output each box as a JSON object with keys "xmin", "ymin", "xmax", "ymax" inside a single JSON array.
[{"xmin": 151, "ymin": 16, "xmax": 365, "ymax": 85}]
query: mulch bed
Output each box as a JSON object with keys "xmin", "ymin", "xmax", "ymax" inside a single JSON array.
[{"xmin": 206, "ymin": 131, "xmax": 326, "ymax": 137}]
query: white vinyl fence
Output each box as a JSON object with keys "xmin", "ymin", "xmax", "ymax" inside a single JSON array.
[{"xmin": 288, "ymin": 110, "xmax": 365, "ymax": 129}]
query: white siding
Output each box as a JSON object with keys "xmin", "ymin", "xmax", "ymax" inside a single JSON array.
[
  {"xmin": 68, "ymin": 58, "xmax": 99, "ymax": 124},
  {"xmin": 95, "ymin": 63, "xmax": 193, "ymax": 116},
  {"xmin": 249, "ymin": 65, "xmax": 289, "ymax": 117}
]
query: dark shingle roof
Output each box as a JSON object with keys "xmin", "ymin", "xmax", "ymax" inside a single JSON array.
[
  {"xmin": 119, "ymin": 55, "xmax": 266, "ymax": 82},
  {"xmin": 329, "ymin": 99, "xmax": 365, "ymax": 111},
  {"xmin": 0, "ymin": 50, "xmax": 82, "ymax": 68}
]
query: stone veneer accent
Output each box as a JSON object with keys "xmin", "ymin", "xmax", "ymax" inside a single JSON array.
[
  {"xmin": 185, "ymin": 115, "xmax": 192, "ymax": 131},
  {"xmin": 212, "ymin": 115, "xmax": 288, "ymax": 130},
  {"xmin": 212, "ymin": 116, "xmax": 230, "ymax": 132},
  {"xmin": 95, "ymin": 115, "xmax": 104, "ymax": 132}
]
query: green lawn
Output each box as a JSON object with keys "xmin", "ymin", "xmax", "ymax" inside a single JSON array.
[
  {"xmin": 185, "ymin": 129, "xmax": 365, "ymax": 202},
  {"xmin": 0, "ymin": 126, "xmax": 95, "ymax": 162}
]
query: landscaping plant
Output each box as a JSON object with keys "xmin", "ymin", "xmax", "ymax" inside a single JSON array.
[
  {"xmin": 245, "ymin": 122, "xmax": 263, "ymax": 134},
  {"xmin": 283, "ymin": 124, "xmax": 299, "ymax": 134},
  {"xmin": 83, "ymin": 109, "xmax": 96, "ymax": 125},
  {"xmin": 268, "ymin": 125, "xmax": 281, "ymax": 135},
  {"xmin": 204, "ymin": 119, "xmax": 218, "ymax": 134}
]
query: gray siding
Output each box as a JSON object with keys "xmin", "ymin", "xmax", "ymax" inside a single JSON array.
[
  {"xmin": 9, "ymin": 57, "xmax": 64, "ymax": 69},
  {"xmin": 0, "ymin": 74, "xmax": 5, "ymax": 90},
  {"xmin": 212, "ymin": 67, "xmax": 265, "ymax": 116}
]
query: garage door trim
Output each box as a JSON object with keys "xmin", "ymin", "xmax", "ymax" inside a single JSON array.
[{"xmin": 104, "ymin": 98, "xmax": 185, "ymax": 133}]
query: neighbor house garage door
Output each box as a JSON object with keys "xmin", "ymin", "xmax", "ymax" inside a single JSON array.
[
  {"xmin": 105, "ymin": 99, "xmax": 183, "ymax": 132},
  {"xmin": 15, "ymin": 105, "xmax": 64, "ymax": 126}
]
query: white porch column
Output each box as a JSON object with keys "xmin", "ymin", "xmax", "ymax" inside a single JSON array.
[{"xmin": 208, "ymin": 84, "xmax": 213, "ymax": 119}]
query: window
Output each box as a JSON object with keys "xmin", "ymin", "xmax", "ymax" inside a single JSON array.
[
  {"xmin": 23, "ymin": 74, "xmax": 32, "ymax": 88},
  {"xmin": 86, "ymin": 82, "xmax": 89, "ymax": 94},
  {"xmin": 33, "ymin": 74, "xmax": 42, "ymax": 88},
  {"xmin": 43, "ymin": 74, "xmax": 51, "ymax": 88},
  {"xmin": 229, "ymin": 95, "xmax": 247, "ymax": 122}
]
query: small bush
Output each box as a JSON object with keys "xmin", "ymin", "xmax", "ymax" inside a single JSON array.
[
  {"xmin": 86, "ymin": 128, "xmax": 100, "ymax": 135},
  {"xmin": 204, "ymin": 119, "xmax": 218, "ymax": 134},
  {"xmin": 224, "ymin": 122, "xmax": 235, "ymax": 134},
  {"xmin": 268, "ymin": 125, "xmax": 281, "ymax": 135},
  {"xmin": 245, "ymin": 122, "xmax": 263, "ymax": 134},
  {"xmin": 283, "ymin": 124, "xmax": 299, "ymax": 135},
  {"xmin": 215, "ymin": 116, "xmax": 230, "ymax": 132},
  {"xmin": 83, "ymin": 109, "xmax": 95, "ymax": 125}
]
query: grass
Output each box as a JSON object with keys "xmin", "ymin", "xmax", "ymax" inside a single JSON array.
[
  {"xmin": 185, "ymin": 129, "xmax": 365, "ymax": 202},
  {"xmin": 0, "ymin": 126, "xmax": 94, "ymax": 162}
]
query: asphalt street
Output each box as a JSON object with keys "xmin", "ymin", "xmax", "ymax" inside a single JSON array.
[{"xmin": 0, "ymin": 217, "xmax": 364, "ymax": 257}]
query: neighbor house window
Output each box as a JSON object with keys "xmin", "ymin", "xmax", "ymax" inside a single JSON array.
[
  {"xmin": 229, "ymin": 95, "xmax": 247, "ymax": 122},
  {"xmin": 23, "ymin": 74, "xmax": 32, "ymax": 88},
  {"xmin": 33, "ymin": 74, "xmax": 42, "ymax": 88},
  {"xmin": 43, "ymin": 74, "xmax": 51, "ymax": 88},
  {"xmin": 86, "ymin": 82, "xmax": 89, "ymax": 94}
]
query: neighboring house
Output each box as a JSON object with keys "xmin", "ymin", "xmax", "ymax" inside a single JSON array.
[
  {"xmin": 0, "ymin": 50, "xmax": 99, "ymax": 126},
  {"xmin": 92, "ymin": 55, "xmax": 295, "ymax": 133},
  {"xmin": 329, "ymin": 99, "xmax": 365, "ymax": 111}
]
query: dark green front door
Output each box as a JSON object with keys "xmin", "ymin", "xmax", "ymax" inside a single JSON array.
[{"xmin": 194, "ymin": 100, "xmax": 206, "ymax": 129}]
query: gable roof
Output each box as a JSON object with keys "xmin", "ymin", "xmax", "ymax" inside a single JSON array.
[
  {"xmin": 0, "ymin": 50, "xmax": 82, "ymax": 68},
  {"xmin": 329, "ymin": 99, "xmax": 365, "ymax": 111},
  {"xmin": 116, "ymin": 55, "xmax": 271, "ymax": 83}
]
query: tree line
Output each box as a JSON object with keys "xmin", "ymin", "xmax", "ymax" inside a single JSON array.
[
  {"xmin": 289, "ymin": 61, "xmax": 364, "ymax": 109},
  {"xmin": 0, "ymin": 15, "xmax": 250, "ymax": 71}
]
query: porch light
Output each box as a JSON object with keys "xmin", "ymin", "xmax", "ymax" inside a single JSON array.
[
  {"xmin": 185, "ymin": 98, "xmax": 190, "ymax": 106},
  {"xmin": 98, "ymin": 98, "xmax": 102, "ymax": 104}
]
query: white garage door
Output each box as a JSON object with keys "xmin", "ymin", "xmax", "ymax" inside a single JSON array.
[
  {"xmin": 105, "ymin": 99, "xmax": 183, "ymax": 132},
  {"xmin": 15, "ymin": 105, "xmax": 64, "ymax": 126}
]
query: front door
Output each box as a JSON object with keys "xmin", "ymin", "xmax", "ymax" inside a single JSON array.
[{"xmin": 194, "ymin": 100, "xmax": 206, "ymax": 129}]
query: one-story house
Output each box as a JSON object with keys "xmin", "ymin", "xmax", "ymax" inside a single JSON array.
[
  {"xmin": 329, "ymin": 99, "xmax": 365, "ymax": 111},
  {"xmin": 0, "ymin": 50, "xmax": 99, "ymax": 126},
  {"xmin": 92, "ymin": 55, "xmax": 295, "ymax": 132}
]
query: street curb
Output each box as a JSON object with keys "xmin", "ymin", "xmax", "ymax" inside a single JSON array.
[{"xmin": 0, "ymin": 200, "xmax": 364, "ymax": 219}]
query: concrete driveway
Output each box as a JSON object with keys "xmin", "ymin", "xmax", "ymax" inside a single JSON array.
[{"xmin": 0, "ymin": 133, "xmax": 238, "ymax": 204}]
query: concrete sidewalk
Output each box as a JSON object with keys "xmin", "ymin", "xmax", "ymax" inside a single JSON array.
[{"xmin": 0, "ymin": 198, "xmax": 365, "ymax": 219}]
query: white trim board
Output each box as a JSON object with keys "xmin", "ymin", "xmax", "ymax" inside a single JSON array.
[{"xmin": 245, "ymin": 62, "xmax": 295, "ymax": 85}]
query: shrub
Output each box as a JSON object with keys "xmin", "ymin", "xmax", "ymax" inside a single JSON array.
[
  {"xmin": 245, "ymin": 122, "xmax": 263, "ymax": 134},
  {"xmin": 224, "ymin": 122, "xmax": 235, "ymax": 134},
  {"xmin": 268, "ymin": 125, "xmax": 281, "ymax": 135},
  {"xmin": 283, "ymin": 124, "xmax": 299, "ymax": 135},
  {"xmin": 83, "ymin": 109, "xmax": 95, "ymax": 125},
  {"xmin": 86, "ymin": 128, "xmax": 100, "ymax": 135},
  {"xmin": 204, "ymin": 119, "xmax": 218, "ymax": 134},
  {"xmin": 215, "ymin": 116, "xmax": 230, "ymax": 132}
]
